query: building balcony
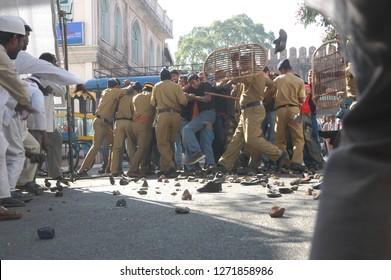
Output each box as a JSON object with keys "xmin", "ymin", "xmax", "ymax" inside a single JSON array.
[{"xmin": 131, "ymin": 0, "xmax": 173, "ymax": 39}]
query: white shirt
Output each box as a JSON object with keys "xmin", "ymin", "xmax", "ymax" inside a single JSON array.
[{"xmin": 24, "ymin": 79, "xmax": 46, "ymax": 131}]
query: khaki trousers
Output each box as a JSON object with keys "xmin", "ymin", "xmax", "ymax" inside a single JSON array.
[
  {"xmin": 79, "ymin": 118, "xmax": 113, "ymax": 172},
  {"xmin": 155, "ymin": 112, "xmax": 180, "ymax": 172},
  {"xmin": 110, "ymin": 120, "xmax": 135, "ymax": 174},
  {"xmin": 219, "ymin": 105, "xmax": 281, "ymax": 170},
  {"xmin": 275, "ymin": 106, "xmax": 304, "ymax": 164},
  {"xmin": 128, "ymin": 119, "xmax": 152, "ymax": 175}
]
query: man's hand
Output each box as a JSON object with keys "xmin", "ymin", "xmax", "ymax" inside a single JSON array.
[{"xmin": 15, "ymin": 103, "xmax": 38, "ymax": 114}]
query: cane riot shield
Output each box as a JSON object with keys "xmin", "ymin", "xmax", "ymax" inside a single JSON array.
[
  {"xmin": 311, "ymin": 40, "xmax": 347, "ymax": 112},
  {"xmin": 203, "ymin": 44, "xmax": 267, "ymax": 82}
]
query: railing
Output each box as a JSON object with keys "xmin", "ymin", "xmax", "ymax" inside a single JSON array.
[
  {"xmin": 140, "ymin": 0, "xmax": 173, "ymax": 36},
  {"xmin": 93, "ymin": 63, "xmax": 203, "ymax": 78}
]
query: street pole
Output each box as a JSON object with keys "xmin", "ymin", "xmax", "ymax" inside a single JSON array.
[{"xmin": 56, "ymin": 0, "xmax": 75, "ymax": 176}]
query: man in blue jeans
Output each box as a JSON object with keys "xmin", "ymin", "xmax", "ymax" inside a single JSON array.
[{"xmin": 183, "ymin": 74, "xmax": 216, "ymax": 168}]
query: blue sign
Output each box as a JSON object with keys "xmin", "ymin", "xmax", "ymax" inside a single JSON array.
[{"xmin": 57, "ymin": 22, "xmax": 84, "ymax": 45}]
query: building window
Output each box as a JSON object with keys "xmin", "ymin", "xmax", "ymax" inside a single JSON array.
[
  {"xmin": 101, "ymin": 0, "xmax": 108, "ymax": 41},
  {"xmin": 114, "ymin": 7, "xmax": 122, "ymax": 50},
  {"xmin": 149, "ymin": 38, "xmax": 155, "ymax": 67},
  {"xmin": 131, "ymin": 20, "xmax": 142, "ymax": 64}
]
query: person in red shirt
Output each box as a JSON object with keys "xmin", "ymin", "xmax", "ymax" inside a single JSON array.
[{"xmin": 300, "ymin": 84, "xmax": 325, "ymax": 171}]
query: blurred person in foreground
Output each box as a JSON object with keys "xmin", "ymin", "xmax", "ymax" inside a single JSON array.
[{"xmin": 306, "ymin": 0, "xmax": 391, "ymax": 259}]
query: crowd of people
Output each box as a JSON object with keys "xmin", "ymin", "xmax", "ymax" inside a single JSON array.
[
  {"xmin": 3, "ymin": 0, "xmax": 389, "ymax": 260},
  {"xmin": 0, "ymin": 14, "xmax": 328, "ymax": 222},
  {"xmin": 76, "ymin": 58, "xmax": 327, "ymax": 184},
  {"xmin": 0, "ymin": 15, "xmax": 84, "ymax": 221}
]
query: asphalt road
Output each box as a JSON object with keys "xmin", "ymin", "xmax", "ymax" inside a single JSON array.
[{"xmin": 0, "ymin": 165, "xmax": 321, "ymax": 260}]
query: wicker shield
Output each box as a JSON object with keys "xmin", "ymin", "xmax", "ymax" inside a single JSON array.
[
  {"xmin": 311, "ymin": 40, "xmax": 347, "ymax": 109},
  {"xmin": 203, "ymin": 44, "xmax": 267, "ymax": 82}
]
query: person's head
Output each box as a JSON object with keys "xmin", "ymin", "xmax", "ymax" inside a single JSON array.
[
  {"xmin": 0, "ymin": 15, "xmax": 26, "ymax": 59},
  {"xmin": 179, "ymin": 75, "xmax": 188, "ymax": 87},
  {"xmin": 18, "ymin": 16, "xmax": 32, "ymax": 51},
  {"xmin": 39, "ymin": 52, "xmax": 57, "ymax": 66},
  {"xmin": 131, "ymin": 81, "xmax": 142, "ymax": 92},
  {"xmin": 160, "ymin": 67, "xmax": 171, "ymax": 81},
  {"xmin": 269, "ymin": 72, "xmax": 279, "ymax": 80},
  {"xmin": 263, "ymin": 66, "xmax": 271, "ymax": 78},
  {"xmin": 277, "ymin": 59, "xmax": 292, "ymax": 74},
  {"xmin": 188, "ymin": 73, "xmax": 201, "ymax": 89},
  {"xmin": 198, "ymin": 71, "xmax": 206, "ymax": 82},
  {"xmin": 122, "ymin": 80, "xmax": 131, "ymax": 87},
  {"xmin": 107, "ymin": 78, "xmax": 120, "ymax": 88},
  {"xmin": 307, "ymin": 69, "xmax": 313, "ymax": 85},
  {"xmin": 142, "ymin": 82, "xmax": 154, "ymax": 92},
  {"xmin": 170, "ymin": 69, "xmax": 180, "ymax": 83}
]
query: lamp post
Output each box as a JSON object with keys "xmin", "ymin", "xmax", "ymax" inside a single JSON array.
[{"xmin": 56, "ymin": 0, "xmax": 76, "ymax": 176}]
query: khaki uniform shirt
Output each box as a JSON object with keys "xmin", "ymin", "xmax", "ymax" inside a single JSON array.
[
  {"xmin": 236, "ymin": 73, "xmax": 272, "ymax": 105},
  {"xmin": 115, "ymin": 93, "xmax": 134, "ymax": 120},
  {"xmin": 96, "ymin": 88, "xmax": 128, "ymax": 120},
  {"xmin": 150, "ymin": 80, "xmax": 188, "ymax": 111},
  {"xmin": 273, "ymin": 72, "xmax": 306, "ymax": 108},
  {"xmin": 0, "ymin": 45, "xmax": 29, "ymax": 105},
  {"xmin": 133, "ymin": 91, "xmax": 156, "ymax": 121}
]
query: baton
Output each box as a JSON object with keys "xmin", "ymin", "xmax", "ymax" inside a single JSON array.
[{"xmin": 205, "ymin": 92, "xmax": 240, "ymax": 101}]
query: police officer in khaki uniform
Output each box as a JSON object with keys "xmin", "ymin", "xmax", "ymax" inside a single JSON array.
[
  {"xmin": 151, "ymin": 68, "xmax": 188, "ymax": 178},
  {"xmin": 77, "ymin": 78, "xmax": 133, "ymax": 176},
  {"xmin": 110, "ymin": 81, "xmax": 142, "ymax": 176},
  {"xmin": 127, "ymin": 83, "xmax": 156, "ymax": 177},
  {"xmin": 217, "ymin": 69, "xmax": 287, "ymax": 173},
  {"xmin": 273, "ymin": 59, "xmax": 306, "ymax": 172}
]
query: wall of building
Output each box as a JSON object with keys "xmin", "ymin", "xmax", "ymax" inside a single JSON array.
[{"xmin": 267, "ymin": 46, "xmax": 317, "ymax": 82}]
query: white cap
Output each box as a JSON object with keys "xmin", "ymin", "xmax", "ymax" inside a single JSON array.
[{"xmin": 0, "ymin": 15, "xmax": 26, "ymax": 35}]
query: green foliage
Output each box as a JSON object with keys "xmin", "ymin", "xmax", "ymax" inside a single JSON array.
[
  {"xmin": 175, "ymin": 14, "xmax": 275, "ymax": 67},
  {"xmin": 296, "ymin": 3, "xmax": 337, "ymax": 41}
]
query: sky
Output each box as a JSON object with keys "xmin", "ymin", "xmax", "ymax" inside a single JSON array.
[{"xmin": 158, "ymin": 0, "xmax": 325, "ymax": 55}]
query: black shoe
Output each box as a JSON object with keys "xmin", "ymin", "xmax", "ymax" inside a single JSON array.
[
  {"xmin": 0, "ymin": 197, "xmax": 26, "ymax": 207},
  {"xmin": 290, "ymin": 163, "xmax": 306, "ymax": 172},
  {"xmin": 97, "ymin": 168, "xmax": 106, "ymax": 174},
  {"xmin": 17, "ymin": 182, "xmax": 44, "ymax": 195},
  {"xmin": 76, "ymin": 170, "xmax": 89, "ymax": 178},
  {"xmin": 187, "ymin": 152, "xmax": 206, "ymax": 165},
  {"xmin": 211, "ymin": 164, "xmax": 229, "ymax": 174},
  {"xmin": 52, "ymin": 176, "xmax": 70, "ymax": 186},
  {"xmin": 11, "ymin": 191, "xmax": 33, "ymax": 203},
  {"xmin": 197, "ymin": 181, "xmax": 222, "ymax": 193},
  {"xmin": 275, "ymin": 151, "xmax": 288, "ymax": 171},
  {"xmin": 165, "ymin": 167, "xmax": 178, "ymax": 179}
]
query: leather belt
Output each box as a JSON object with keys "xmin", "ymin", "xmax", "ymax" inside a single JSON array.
[
  {"xmin": 133, "ymin": 116, "xmax": 151, "ymax": 122},
  {"xmin": 240, "ymin": 100, "xmax": 261, "ymax": 110},
  {"xmin": 275, "ymin": 104, "xmax": 299, "ymax": 110},
  {"xmin": 116, "ymin": 117, "xmax": 132, "ymax": 121},
  {"xmin": 158, "ymin": 108, "xmax": 179, "ymax": 114},
  {"xmin": 96, "ymin": 114, "xmax": 113, "ymax": 126}
]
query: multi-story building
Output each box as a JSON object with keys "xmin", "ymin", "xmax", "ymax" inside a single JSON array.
[
  {"xmin": 59, "ymin": 0, "xmax": 174, "ymax": 80},
  {"xmin": 1, "ymin": 0, "xmax": 174, "ymax": 81}
]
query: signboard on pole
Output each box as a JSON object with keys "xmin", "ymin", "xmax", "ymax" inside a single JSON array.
[{"xmin": 57, "ymin": 21, "xmax": 84, "ymax": 45}]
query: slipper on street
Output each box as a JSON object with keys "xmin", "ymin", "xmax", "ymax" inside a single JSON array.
[
  {"xmin": 240, "ymin": 179, "xmax": 261, "ymax": 185},
  {"xmin": 266, "ymin": 185, "xmax": 281, "ymax": 198}
]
